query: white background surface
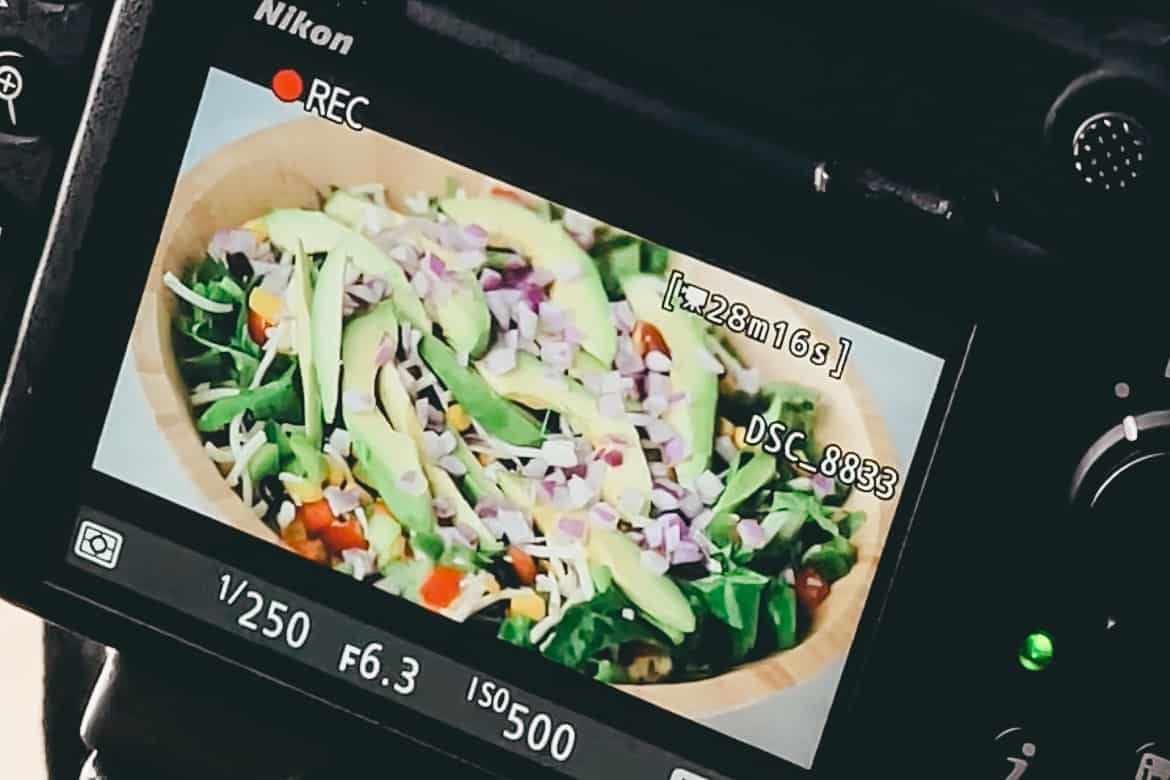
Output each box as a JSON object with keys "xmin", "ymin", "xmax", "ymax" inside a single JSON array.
[{"xmin": 92, "ymin": 68, "xmax": 945, "ymax": 770}]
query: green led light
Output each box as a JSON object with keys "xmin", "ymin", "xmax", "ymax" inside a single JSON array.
[{"xmin": 1019, "ymin": 631, "xmax": 1054, "ymax": 672}]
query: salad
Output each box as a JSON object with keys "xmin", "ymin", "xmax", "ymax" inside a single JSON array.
[{"xmin": 166, "ymin": 180, "xmax": 866, "ymax": 684}]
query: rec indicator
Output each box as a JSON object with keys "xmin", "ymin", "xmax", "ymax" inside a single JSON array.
[{"xmin": 270, "ymin": 67, "xmax": 369, "ymax": 132}]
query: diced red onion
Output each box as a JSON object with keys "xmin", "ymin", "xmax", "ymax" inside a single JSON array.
[
  {"xmin": 653, "ymin": 477, "xmax": 685, "ymax": 498},
  {"xmin": 645, "ymin": 350, "xmax": 672, "ymax": 373},
  {"xmin": 480, "ymin": 345, "xmax": 517, "ymax": 375},
  {"xmin": 644, "ymin": 519, "xmax": 664, "ymax": 549},
  {"xmin": 411, "ymin": 271, "xmax": 431, "ymax": 298},
  {"xmin": 695, "ymin": 470, "xmax": 724, "ymax": 505},
  {"xmin": 343, "ymin": 390, "xmax": 374, "ymax": 413},
  {"xmin": 538, "ymin": 302, "xmax": 568, "ymax": 333},
  {"xmin": 735, "ymin": 367, "xmax": 761, "ymax": 395},
  {"xmin": 585, "ymin": 460, "xmax": 608, "ymax": 490},
  {"xmin": 521, "ymin": 458, "xmax": 548, "ymax": 478},
  {"xmin": 643, "ymin": 395, "xmax": 668, "ymax": 417},
  {"xmin": 644, "ymin": 373, "xmax": 672, "ymax": 400},
  {"xmin": 668, "ymin": 391, "xmax": 689, "ymax": 407},
  {"xmin": 398, "ymin": 469, "xmax": 427, "ymax": 496},
  {"xmin": 651, "ymin": 488, "xmax": 680, "ymax": 511},
  {"xmin": 649, "ymin": 462, "xmax": 670, "ymax": 478},
  {"xmin": 611, "ymin": 301, "xmax": 636, "ymax": 333},
  {"xmin": 432, "ymin": 496, "xmax": 456, "ymax": 519},
  {"xmin": 464, "ymin": 223, "xmax": 489, "ymax": 245},
  {"xmin": 209, "ymin": 229, "xmax": 259, "ymax": 262},
  {"xmin": 671, "ymin": 541, "xmax": 704, "ymax": 565},
  {"xmin": 691, "ymin": 509, "xmax": 714, "ymax": 534},
  {"xmin": 540, "ymin": 341, "xmax": 572, "ymax": 370},
  {"xmin": 646, "ymin": 419, "xmax": 676, "ymax": 445},
  {"xmin": 512, "ymin": 303, "xmax": 537, "ymax": 340},
  {"xmin": 813, "ymin": 472, "xmax": 835, "ymax": 499},
  {"xmin": 485, "ymin": 289, "xmax": 520, "ymax": 328},
  {"xmin": 615, "ymin": 343, "xmax": 645, "ymax": 376},
  {"xmin": 562, "ymin": 324, "xmax": 584, "ymax": 346},
  {"xmin": 664, "ymin": 520, "xmax": 683, "ymax": 553},
  {"xmin": 374, "ymin": 334, "xmax": 396, "ymax": 367},
  {"xmin": 479, "ymin": 267, "xmax": 503, "ymax": 291},
  {"xmin": 662, "ymin": 436, "xmax": 689, "ymax": 466},
  {"xmin": 437, "ymin": 455, "xmax": 466, "ymax": 476},
  {"xmin": 527, "ymin": 269, "xmax": 556, "ymax": 288},
  {"xmin": 679, "ymin": 491, "xmax": 705, "ymax": 519},
  {"xmin": 567, "ymin": 476, "xmax": 592, "ymax": 508},
  {"xmin": 714, "ymin": 436, "xmax": 738, "ymax": 464},
  {"xmin": 497, "ymin": 509, "xmax": 535, "ymax": 544},
  {"xmin": 414, "ymin": 398, "xmax": 432, "ymax": 428},
  {"xmin": 737, "ymin": 518, "xmax": 768, "ymax": 550},
  {"xmin": 558, "ymin": 515, "xmax": 586, "ymax": 539},
  {"xmin": 323, "ymin": 486, "xmax": 360, "ymax": 516},
  {"xmin": 541, "ymin": 439, "xmax": 578, "ymax": 468},
  {"xmin": 589, "ymin": 503, "xmax": 619, "ymax": 529},
  {"xmin": 640, "ymin": 549, "xmax": 670, "ymax": 576}
]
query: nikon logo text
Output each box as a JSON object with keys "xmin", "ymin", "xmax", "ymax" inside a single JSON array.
[{"xmin": 254, "ymin": 1, "xmax": 355, "ymax": 55}]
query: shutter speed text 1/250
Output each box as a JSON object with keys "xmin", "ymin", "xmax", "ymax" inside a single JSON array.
[
  {"xmin": 661, "ymin": 269, "xmax": 852, "ymax": 381},
  {"xmin": 744, "ymin": 415, "xmax": 901, "ymax": 501}
]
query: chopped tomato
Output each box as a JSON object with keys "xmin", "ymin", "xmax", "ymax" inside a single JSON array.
[
  {"xmin": 281, "ymin": 518, "xmax": 308, "ymax": 545},
  {"xmin": 298, "ymin": 499, "xmax": 334, "ymax": 536},
  {"xmin": 321, "ymin": 516, "xmax": 368, "ymax": 552},
  {"xmin": 632, "ymin": 321, "xmax": 670, "ymax": 358},
  {"xmin": 248, "ymin": 310, "xmax": 272, "ymax": 346},
  {"xmin": 508, "ymin": 545, "xmax": 537, "ymax": 585},
  {"xmin": 490, "ymin": 186, "xmax": 532, "ymax": 209},
  {"xmin": 419, "ymin": 566, "xmax": 464, "ymax": 609},
  {"xmin": 289, "ymin": 538, "xmax": 328, "ymax": 564},
  {"xmin": 795, "ymin": 567, "xmax": 830, "ymax": 610}
]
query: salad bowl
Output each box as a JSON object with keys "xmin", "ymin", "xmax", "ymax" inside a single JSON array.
[{"xmin": 132, "ymin": 116, "xmax": 897, "ymax": 717}]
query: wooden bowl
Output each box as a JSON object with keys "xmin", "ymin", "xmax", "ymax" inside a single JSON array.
[{"xmin": 134, "ymin": 117, "xmax": 897, "ymax": 717}]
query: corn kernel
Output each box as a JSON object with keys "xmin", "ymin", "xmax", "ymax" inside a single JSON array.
[
  {"xmin": 508, "ymin": 592, "xmax": 546, "ymax": 622},
  {"xmin": 732, "ymin": 426, "xmax": 748, "ymax": 449},
  {"xmin": 242, "ymin": 217, "xmax": 269, "ymax": 243},
  {"xmin": 477, "ymin": 452, "xmax": 495, "ymax": 467},
  {"xmin": 248, "ymin": 287, "xmax": 283, "ymax": 324},
  {"xmin": 283, "ymin": 476, "xmax": 323, "ymax": 506},
  {"xmin": 326, "ymin": 456, "xmax": 346, "ymax": 487},
  {"xmin": 447, "ymin": 404, "xmax": 472, "ymax": 433},
  {"xmin": 718, "ymin": 417, "xmax": 735, "ymax": 437},
  {"xmin": 483, "ymin": 573, "xmax": 501, "ymax": 594},
  {"xmin": 387, "ymin": 535, "xmax": 407, "ymax": 562}
]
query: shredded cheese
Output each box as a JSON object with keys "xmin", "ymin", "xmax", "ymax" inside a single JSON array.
[
  {"xmin": 250, "ymin": 321, "xmax": 287, "ymax": 389},
  {"xmin": 203, "ymin": 442, "xmax": 234, "ymax": 464},
  {"xmin": 163, "ymin": 271, "xmax": 233, "ymax": 314},
  {"xmin": 226, "ymin": 429, "xmax": 268, "ymax": 487},
  {"xmin": 190, "ymin": 387, "xmax": 241, "ymax": 406}
]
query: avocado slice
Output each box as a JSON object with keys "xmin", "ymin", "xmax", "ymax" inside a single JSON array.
[
  {"xmin": 416, "ymin": 236, "xmax": 492, "ymax": 359},
  {"xmin": 265, "ymin": 208, "xmax": 430, "ymax": 333},
  {"xmin": 341, "ymin": 301, "xmax": 435, "ymax": 536},
  {"xmin": 418, "ymin": 335, "xmax": 544, "ymax": 446},
  {"xmin": 323, "ymin": 190, "xmax": 406, "ymax": 233},
  {"xmin": 375, "ymin": 348, "xmax": 503, "ymax": 552},
  {"xmin": 311, "ymin": 244, "xmax": 348, "ymax": 425},
  {"xmin": 622, "ymin": 273, "xmax": 718, "ymax": 483},
  {"xmin": 710, "ymin": 453, "xmax": 775, "ymax": 521},
  {"xmin": 588, "ymin": 529, "xmax": 695, "ymax": 635},
  {"xmin": 440, "ymin": 197, "xmax": 617, "ymax": 365},
  {"xmin": 449, "ymin": 430, "xmax": 503, "ymax": 504},
  {"xmin": 479, "ymin": 353, "xmax": 652, "ymax": 518},
  {"xmin": 266, "ymin": 209, "xmax": 349, "ymax": 255},
  {"xmin": 289, "ymin": 244, "xmax": 323, "ymax": 445}
]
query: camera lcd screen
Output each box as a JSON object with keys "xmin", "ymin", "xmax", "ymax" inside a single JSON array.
[{"xmin": 88, "ymin": 64, "xmax": 945, "ymax": 771}]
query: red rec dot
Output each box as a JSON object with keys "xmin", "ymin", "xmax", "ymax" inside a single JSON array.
[{"xmin": 271, "ymin": 69, "xmax": 304, "ymax": 103}]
